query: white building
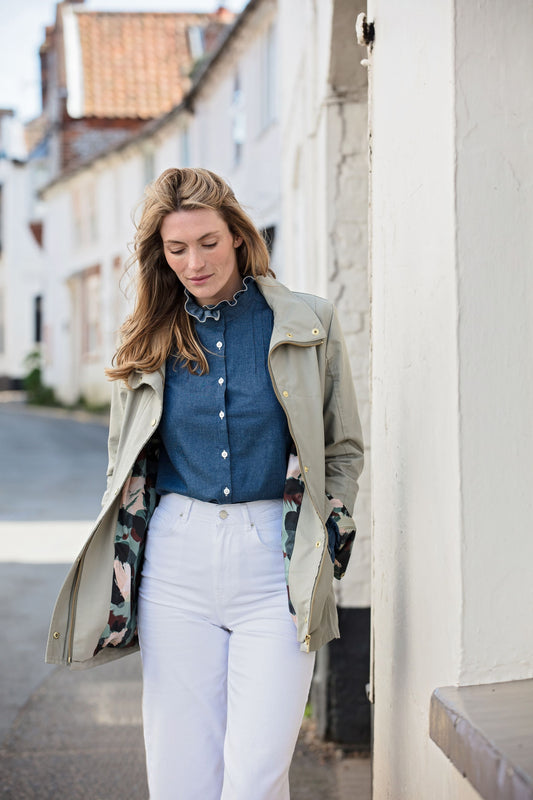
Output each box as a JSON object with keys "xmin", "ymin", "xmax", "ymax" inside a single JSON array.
[
  {"xmin": 4, "ymin": 1, "xmax": 233, "ymax": 404},
  {"xmin": 368, "ymin": 0, "xmax": 533, "ymax": 797},
  {"xmin": 0, "ymin": 111, "xmax": 47, "ymax": 389},
  {"xmin": 41, "ymin": 0, "xmax": 280, "ymax": 405}
]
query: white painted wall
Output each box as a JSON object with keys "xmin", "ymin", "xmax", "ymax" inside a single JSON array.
[
  {"xmin": 368, "ymin": 0, "xmax": 533, "ymax": 796},
  {"xmin": 279, "ymin": 0, "xmax": 370, "ymax": 608},
  {"xmin": 454, "ymin": 0, "xmax": 533, "ymax": 687}
]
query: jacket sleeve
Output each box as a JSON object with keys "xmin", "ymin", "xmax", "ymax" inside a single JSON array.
[
  {"xmin": 101, "ymin": 378, "xmax": 128, "ymax": 506},
  {"xmin": 323, "ymin": 305, "xmax": 364, "ymax": 578}
]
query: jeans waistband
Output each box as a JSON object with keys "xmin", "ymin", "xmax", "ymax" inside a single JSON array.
[{"xmin": 158, "ymin": 492, "xmax": 283, "ymax": 526}]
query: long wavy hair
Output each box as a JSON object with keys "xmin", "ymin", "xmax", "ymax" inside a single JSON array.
[{"xmin": 106, "ymin": 167, "xmax": 274, "ymax": 381}]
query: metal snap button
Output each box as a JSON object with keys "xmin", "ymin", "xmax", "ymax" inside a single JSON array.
[
  {"xmin": 219, "ymin": 510, "xmax": 228, "ymax": 520},
  {"xmin": 282, "ymin": 390, "xmax": 289, "ymax": 398},
  {"xmin": 53, "ymin": 631, "xmax": 61, "ymax": 639}
]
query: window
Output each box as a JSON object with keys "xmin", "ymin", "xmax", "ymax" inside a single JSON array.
[
  {"xmin": 34, "ymin": 295, "xmax": 42, "ymax": 343},
  {"xmin": 87, "ymin": 181, "xmax": 98, "ymax": 242},
  {"xmin": 72, "ymin": 187, "xmax": 83, "ymax": 246},
  {"xmin": 261, "ymin": 23, "xmax": 277, "ymax": 130},
  {"xmin": 81, "ymin": 266, "xmax": 101, "ymax": 358},
  {"xmin": 72, "ymin": 182, "xmax": 98, "ymax": 246},
  {"xmin": 112, "ymin": 255, "xmax": 124, "ymax": 337},
  {"xmin": 232, "ymin": 71, "xmax": 246, "ymax": 166},
  {"xmin": 0, "ymin": 290, "xmax": 4, "ymax": 354},
  {"xmin": 188, "ymin": 26, "xmax": 205, "ymax": 61},
  {"xmin": 143, "ymin": 147, "xmax": 155, "ymax": 187},
  {"xmin": 260, "ymin": 225, "xmax": 276, "ymax": 255},
  {"xmin": 180, "ymin": 128, "xmax": 190, "ymax": 167}
]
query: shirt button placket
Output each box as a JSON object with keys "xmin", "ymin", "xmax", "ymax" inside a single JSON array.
[{"xmin": 216, "ymin": 330, "xmax": 230, "ymax": 502}]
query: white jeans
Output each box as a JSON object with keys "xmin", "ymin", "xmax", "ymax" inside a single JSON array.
[{"xmin": 138, "ymin": 492, "xmax": 315, "ymax": 800}]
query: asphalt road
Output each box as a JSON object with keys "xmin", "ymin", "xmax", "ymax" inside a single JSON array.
[
  {"xmin": 0, "ymin": 402, "xmax": 110, "ymax": 746},
  {"xmin": 0, "ymin": 403, "xmax": 108, "ymax": 520}
]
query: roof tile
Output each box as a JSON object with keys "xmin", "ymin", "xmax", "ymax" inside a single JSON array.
[{"xmin": 75, "ymin": 11, "xmax": 231, "ymax": 119}]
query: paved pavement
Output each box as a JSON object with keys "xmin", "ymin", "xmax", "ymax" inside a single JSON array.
[{"xmin": 0, "ymin": 401, "xmax": 371, "ymax": 799}]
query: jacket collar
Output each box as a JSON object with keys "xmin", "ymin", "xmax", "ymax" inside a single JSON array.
[
  {"xmin": 255, "ymin": 276, "xmax": 326, "ymax": 347},
  {"xmin": 127, "ymin": 365, "xmax": 165, "ymax": 395},
  {"xmin": 126, "ymin": 277, "xmax": 324, "ymax": 391}
]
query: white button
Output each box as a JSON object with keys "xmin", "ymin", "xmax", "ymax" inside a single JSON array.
[
  {"xmin": 219, "ymin": 411, "xmax": 225, "ymax": 419},
  {"xmin": 218, "ymin": 378, "xmax": 224, "ymax": 385},
  {"xmin": 221, "ymin": 450, "xmax": 228, "ymax": 459},
  {"xmin": 223, "ymin": 487, "xmax": 230, "ymax": 496},
  {"xmin": 216, "ymin": 341, "xmax": 223, "ymax": 349}
]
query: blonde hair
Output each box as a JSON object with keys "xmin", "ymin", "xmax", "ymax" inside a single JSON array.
[{"xmin": 106, "ymin": 167, "xmax": 274, "ymax": 381}]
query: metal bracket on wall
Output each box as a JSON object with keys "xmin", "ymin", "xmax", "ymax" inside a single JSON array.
[
  {"xmin": 355, "ymin": 12, "xmax": 375, "ymax": 46},
  {"xmin": 356, "ymin": 12, "xmax": 375, "ymax": 68}
]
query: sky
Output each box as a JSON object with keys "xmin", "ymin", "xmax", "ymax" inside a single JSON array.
[{"xmin": 0, "ymin": 0, "xmax": 248, "ymax": 123}]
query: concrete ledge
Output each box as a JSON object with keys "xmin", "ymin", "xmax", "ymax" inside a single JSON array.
[{"xmin": 430, "ymin": 679, "xmax": 533, "ymax": 800}]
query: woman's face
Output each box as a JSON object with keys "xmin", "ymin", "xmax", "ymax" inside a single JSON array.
[{"xmin": 160, "ymin": 208, "xmax": 243, "ymax": 307}]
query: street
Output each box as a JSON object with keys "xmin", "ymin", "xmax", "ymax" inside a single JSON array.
[{"xmin": 0, "ymin": 401, "xmax": 370, "ymax": 800}]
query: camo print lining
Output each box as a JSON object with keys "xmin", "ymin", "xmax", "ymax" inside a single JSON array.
[
  {"xmin": 95, "ymin": 438, "xmax": 355, "ymax": 654},
  {"xmin": 282, "ymin": 447, "xmax": 356, "ymax": 615},
  {"xmin": 94, "ymin": 438, "xmax": 159, "ymax": 656}
]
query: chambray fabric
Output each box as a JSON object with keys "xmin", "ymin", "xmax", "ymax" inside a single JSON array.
[{"xmin": 156, "ymin": 277, "xmax": 292, "ymax": 503}]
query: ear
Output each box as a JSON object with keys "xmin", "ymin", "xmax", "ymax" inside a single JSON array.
[{"xmin": 233, "ymin": 235, "xmax": 243, "ymax": 248}]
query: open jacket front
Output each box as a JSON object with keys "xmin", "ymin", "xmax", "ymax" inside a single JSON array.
[{"xmin": 46, "ymin": 276, "xmax": 364, "ymax": 669}]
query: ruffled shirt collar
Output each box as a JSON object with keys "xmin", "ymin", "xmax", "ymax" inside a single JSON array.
[{"xmin": 184, "ymin": 275, "xmax": 255, "ymax": 323}]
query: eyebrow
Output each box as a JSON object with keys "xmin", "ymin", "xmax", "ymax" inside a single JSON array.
[{"xmin": 164, "ymin": 231, "xmax": 220, "ymax": 244}]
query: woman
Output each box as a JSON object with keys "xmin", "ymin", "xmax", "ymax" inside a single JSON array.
[{"xmin": 46, "ymin": 167, "xmax": 364, "ymax": 799}]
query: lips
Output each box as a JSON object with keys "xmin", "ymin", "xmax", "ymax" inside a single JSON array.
[{"xmin": 188, "ymin": 275, "xmax": 212, "ymax": 285}]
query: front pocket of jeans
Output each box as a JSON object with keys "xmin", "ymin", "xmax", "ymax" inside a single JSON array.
[
  {"xmin": 253, "ymin": 522, "xmax": 282, "ymax": 552},
  {"xmin": 147, "ymin": 504, "xmax": 187, "ymax": 538}
]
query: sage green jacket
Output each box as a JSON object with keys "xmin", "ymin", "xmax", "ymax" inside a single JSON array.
[{"xmin": 46, "ymin": 276, "xmax": 364, "ymax": 668}]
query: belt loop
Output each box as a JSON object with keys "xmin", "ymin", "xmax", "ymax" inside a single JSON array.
[
  {"xmin": 241, "ymin": 502, "xmax": 253, "ymax": 528},
  {"xmin": 181, "ymin": 496, "xmax": 194, "ymax": 523}
]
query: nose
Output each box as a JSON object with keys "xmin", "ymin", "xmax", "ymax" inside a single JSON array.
[{"xmin": 188, "ymin": 247, "xmax": 205, "ymax": 271}]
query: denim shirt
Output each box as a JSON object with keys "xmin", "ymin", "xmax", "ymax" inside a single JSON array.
[{"xmin": 156, "ymin": 277, "xmax": 293, "ymax": 503}]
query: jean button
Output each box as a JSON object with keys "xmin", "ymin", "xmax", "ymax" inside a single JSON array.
[{"xmin": 219, "ymin": 509, "xmax": 228, "ymax": 520}]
